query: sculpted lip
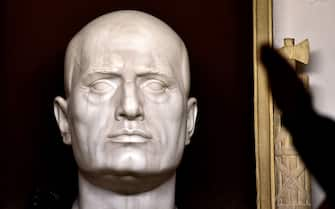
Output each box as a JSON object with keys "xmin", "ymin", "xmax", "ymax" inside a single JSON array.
[{"xmin": 107, "ymin": 129, "xmax": 152, "ymax": 143}]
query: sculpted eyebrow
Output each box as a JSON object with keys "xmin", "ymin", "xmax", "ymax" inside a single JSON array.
[
  {"xmin": 87, "ymin": 67, "xmax": 121, "ymax": 74},
  {"xmin": 81, "ymin": 71, "xmax": 121, "ymax": 85},
  {"xmin": 137, "ymin": 72, "xmax": 173, "ymax": 80}
]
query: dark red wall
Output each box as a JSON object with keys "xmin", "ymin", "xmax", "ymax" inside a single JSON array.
[{"xmin": 2, "ymin": 1, "xmax": 255, "ymax": 209}]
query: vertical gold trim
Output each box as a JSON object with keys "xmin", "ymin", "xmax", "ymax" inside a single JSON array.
[{"xmin": 253, "ymin": 0, "xmax": 275, "ymax": 209}]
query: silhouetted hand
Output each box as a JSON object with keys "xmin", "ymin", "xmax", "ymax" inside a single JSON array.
[
  {"xmin": 261, "ymin": 45, "xmax": 335, "ymax": 209},
  {"xmin": 261, "ymin": 45, "xmax": 313, "ymax": 114}
]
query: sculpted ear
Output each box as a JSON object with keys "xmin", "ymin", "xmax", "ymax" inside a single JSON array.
[
  {"xmin": 54, "ymin": 96, "xmax": 72, "ymax": 145},
  {"xmin": 185, "ymin": 97, "xmax": 198, "ymax": 145}
]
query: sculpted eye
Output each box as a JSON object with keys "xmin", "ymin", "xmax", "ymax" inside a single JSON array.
[
  {"xmin": 90, "ymin": 80, "xmax": 115, "ymax": 93},
  {"xmin": 142, "ymin": 80, "xmax": 167, "ymax": 93}
]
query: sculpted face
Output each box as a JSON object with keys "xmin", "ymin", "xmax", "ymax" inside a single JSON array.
[{"xmin": 54, "ymin": 11, "xmax": 197, "ymax": 188}]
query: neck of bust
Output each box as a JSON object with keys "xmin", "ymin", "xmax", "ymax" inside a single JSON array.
[{"xmin": 72, "ymin": 172, "xmax": 176, "ymax": 209}]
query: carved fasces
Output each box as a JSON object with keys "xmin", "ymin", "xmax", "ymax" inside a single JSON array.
[{"xmin": 274, "ymin": 38, "xmax": 311, "ymax": 209}]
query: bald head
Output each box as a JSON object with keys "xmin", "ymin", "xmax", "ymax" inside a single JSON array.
[{"xmin": 64, "ymin": 10, "xmax": 190, "ymax": 97}]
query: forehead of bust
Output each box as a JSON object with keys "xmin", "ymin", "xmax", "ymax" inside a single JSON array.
[{"xmin": 65, "ymin": 10, "xmax": 189, "ymax": 96}]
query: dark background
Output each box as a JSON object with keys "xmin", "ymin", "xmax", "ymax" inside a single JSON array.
[{"xmin": 1, "ymin": 0, "xmax": 255, "ymax": 209}]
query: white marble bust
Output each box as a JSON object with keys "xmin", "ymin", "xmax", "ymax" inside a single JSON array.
[{"xmin": 53, "ymin": 10, "xmax": 198, "ymax": 209}]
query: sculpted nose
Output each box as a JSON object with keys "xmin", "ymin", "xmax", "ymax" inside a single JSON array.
[{"xmin": 116, "ymin": 82, "xmax": 144, "ymax": 121}]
